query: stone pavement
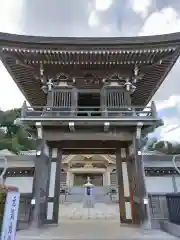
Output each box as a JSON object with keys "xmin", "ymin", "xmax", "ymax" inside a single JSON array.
[
  {"xmin": 58, "ymin": 203, "xmax": 120, "ymax": 220},
  {"xmin": 16, "ymin": 220, "xmax": 179, "ymax": 240}
]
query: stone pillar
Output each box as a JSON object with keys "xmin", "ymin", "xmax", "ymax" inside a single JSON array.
[
  {"xmin": 66, "ymin": 171, "xmax": 70, "ymax": 187},
  {"xmin": 103, "ymin": 173, "xmax": 106, "ymax": 186},
  {"xmin": 106, "ymin": 170, "xmax": 111, "ymax": 186},
  {"xmin": 66, "ymin": 172, "xmax": 74, "ymax": 187},
  {"xmin": 71, "ymin": 173, "xmax": 74, "ymax": 187}
]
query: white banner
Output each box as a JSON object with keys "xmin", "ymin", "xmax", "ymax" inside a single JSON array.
[{"xmin": 1, "ymin": 190, "xmax": 20, "ymax": 240}]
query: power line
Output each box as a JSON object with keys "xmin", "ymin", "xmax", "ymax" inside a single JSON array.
[{"xmin": 164, "ymin": 125, "xmax": 180, "ymax": 134}]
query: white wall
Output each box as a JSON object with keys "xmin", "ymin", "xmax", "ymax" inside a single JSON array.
[
  {"xmin": 145, "ymin": 176, "xmax": 174, "ymax": 193},
  {"xmin": 145, "ymin": 175, "xmax": 180, "ymax": 194},
  {"xmin": 5, "ymin": 177, "xmax": 33, "ymax": 193}
]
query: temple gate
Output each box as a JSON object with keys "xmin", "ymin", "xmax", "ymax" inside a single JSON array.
[{"xmin": 0, "ymin": 32, "xmax": 180, "ymax": 228}]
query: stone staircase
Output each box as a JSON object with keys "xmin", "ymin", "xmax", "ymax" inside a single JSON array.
[
  {"xmin": 60, "ymin": 186, "xmax": 112, "ymax": 204},
  {"xmin": 65, "ymin": 193, "xmax": 84, "ymax": 203},
  {"xmin": 95, "ymin": 193, "xmax": 112, "ymax": 204}
]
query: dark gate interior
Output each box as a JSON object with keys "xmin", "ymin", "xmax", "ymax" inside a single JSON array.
[{"xmin": 77, "ymin": 93, "xmax": 101, "ymax": 116}]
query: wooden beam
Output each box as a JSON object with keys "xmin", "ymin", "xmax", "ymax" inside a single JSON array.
[
  {"xmin": 44, "ymin": 131, "xmax": 132, "ymax": 142},
  {"xmin": 47, "ymin": 140, "xmax": 129, "ymax": 149},
  {"xmin": 61, "ymin": 149, "xmax": 116, "ymax": 154}
]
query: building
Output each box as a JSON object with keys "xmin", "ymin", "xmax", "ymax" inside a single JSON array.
[
  {"xmin": 0, "ymin": 32, "xmax": 180, "ymax": 227},
  {"xmin": 1, "ymin": 150, "xmax": 180, "ymax": 194},
  {"xmin": 1, "ymin": 150, "xmax": 180, "ymax": 229},
  {"xmin": 0, "ymin": 151, "xmax": 118, "ymax": 189}
]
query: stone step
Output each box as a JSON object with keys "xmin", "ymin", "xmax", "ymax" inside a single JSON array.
[
  {"xmin": 62, "ymin": 194, "xmax": 112, "ymax": 204},
  {"xmin": 69, "ymin": 186, "xmax": 107, "ymax": 195},
  {"xmin": 61, "ymin": 186, "xmax": 112, "ymax": 204}
]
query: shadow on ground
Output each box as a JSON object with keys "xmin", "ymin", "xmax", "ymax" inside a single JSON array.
[{"xmin": 16, "ymin": 220, "xmax": 179, "ymax": 240}]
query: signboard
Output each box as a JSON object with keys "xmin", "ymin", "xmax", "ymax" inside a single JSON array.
[
  {"xmin": 86, "ymin": 186, "xmax": 91, "ymax": 196},
  {"xmin": 1, "ymin": 190, "xmax": 20, "ymax": 240}
]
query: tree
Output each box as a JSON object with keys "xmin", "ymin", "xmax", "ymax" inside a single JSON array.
[
  {"xmin": 140, "ymin": 119, "xmax": 164, "ymax": 151},
  {"xmin": 147, "ymin": 139, "xmax": 180, "ymax": 155},
  {"xmin": 0, "ymin": 108, "xmax": 36, "ymax": 154}
]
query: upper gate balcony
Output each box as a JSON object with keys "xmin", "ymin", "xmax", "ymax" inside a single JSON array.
[
  {"xmin": 0, "ymin": 32, "xmax": 180, "ymax": 131},
  {"xmin": 20, "ymin": 99, "xmax": 158, "ymax": 128}
]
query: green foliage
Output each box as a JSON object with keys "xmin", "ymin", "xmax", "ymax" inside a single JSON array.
[
  {"xmin": 147, "ymin": 139, "xmax": 180, "ymax": 155},
  {"xmin": 0, "ymin": 108, "xmax": 36, "ymax": 154},
  {"xmin": 140, "ymin": 119, "xmax": 164, "ymax": 150}
]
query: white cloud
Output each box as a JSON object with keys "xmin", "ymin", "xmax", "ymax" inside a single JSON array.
[
  {"xmin": 155, "ymin": 110, "xmax": 180, "ymax": 142},
  {"xmin": 0, "ymin": 0, "xmax": 24, "ymax": 33},
  {"xmin": 139, "ymin": 7, "xmax": 180, "ymax": 36},
  {"xmin": 0, "ymin": 62, "xmax": 25, "ymax": 110},
  {"xmin": 94, "ymin": 0, "xmax": 112, "ymax": 11},
  {"xmin": 156, "ymin": 95, "xmax": 180, "ymax": 111},
  {"xmin": 161, "ymin": 117, "xmax": 179, "ymax": 132},
  {"xmin": 161, "ymin": 127, "xmax": 180, "ymax": 142},
  {"xmin": 88, "ymin": 11, "xmax": 100, "ymax": 27},
  {"xmin": 89, "ymin": 0, "xmax": 113, "ymax": 30},
  {"xmin": 131, "ymin": 0, "xmax": 152, "ymax": 19},
  {"xmin": 152, "ymin": 95, "xmax": 180, "ymax": 142},
  {"xmin": 0, "ymin": 0, "xmax": 25, "ymax": 110}
]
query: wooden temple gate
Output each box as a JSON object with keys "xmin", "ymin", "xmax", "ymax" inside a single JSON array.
[
  {"xmin": 0, "ymin": 31, "xmax": 173, "ymax": 228},
  {"xmin": 31, "ymin": 139, "xmax": 146, "ymax": 226}
]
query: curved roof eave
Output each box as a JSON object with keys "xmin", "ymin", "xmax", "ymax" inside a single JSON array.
[{"xmin": 0, "ymin": 32, "xmax": 180, "ymax": 46}]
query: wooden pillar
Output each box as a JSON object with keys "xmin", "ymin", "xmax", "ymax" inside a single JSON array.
[
  {"xmin": 116, "ymin": 147, "xmax": 126, "ymax": 223},
  {"xmin": 130, "ymin": 134, "xmax": 147, "ymax": 224},
  {"xmin": 116, "ymin": 146, "xmax": 133, "ymax": 224},
  {"xmin": 46, "ymin": 91, "xmax": 53, "ymax": 106},
  {"xmin": 121, "ymin": 148, "xmax": 132, "ymax": 223},
  {"xmin": 54, "ymin": 148, "xmax": 62, "ymax": 223},
  {"xmin": 31, "ymin": 140, "xmax": 51, "ymax": 228},
  {"xmin": 72, "ymin": 87, "xmax": 77, "ymax": 116},
  {"xmin": 46, "ymin": 147, "xmax": 62, "ymax": 224},
  {"xmin": 126, "ymin": 156, "xmax": 135, "ymax": 223}
]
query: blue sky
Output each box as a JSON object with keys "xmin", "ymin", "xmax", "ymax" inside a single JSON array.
[{"xmin": 0, "ymin": 0, "xmax": 180, "ymax": 141}]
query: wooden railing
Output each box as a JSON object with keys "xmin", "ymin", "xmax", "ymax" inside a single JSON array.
[{"xmin": 21, "ymin": 102, "xmax": 157, "ymax": 119}]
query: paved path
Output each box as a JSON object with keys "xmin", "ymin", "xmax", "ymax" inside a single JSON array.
[
  {"xmin": 16, "ymin": 220, "xmax": 178, "ymax": 240},
  {"xmin": 59, "ymin": 203, "xmax": 120, "ymax": 220}
]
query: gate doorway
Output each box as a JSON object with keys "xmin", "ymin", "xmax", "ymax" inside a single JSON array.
[{"xmin": 32, "ymin": 140, "xmax": 146, "ymax": 227}]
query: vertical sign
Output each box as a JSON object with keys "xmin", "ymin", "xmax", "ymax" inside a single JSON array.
[{"xmin": 1, "ymin": 190, "xmax": 20, "ymax": 240}]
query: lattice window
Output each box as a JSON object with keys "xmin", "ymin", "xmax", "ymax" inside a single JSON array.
[
  {"xmin": 106, "ymin": 89, "xmax": 131, "ymax": 108},
  {"xmin": 52, "ymin": 91, "xmax": 72, "ymax": 107}
]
